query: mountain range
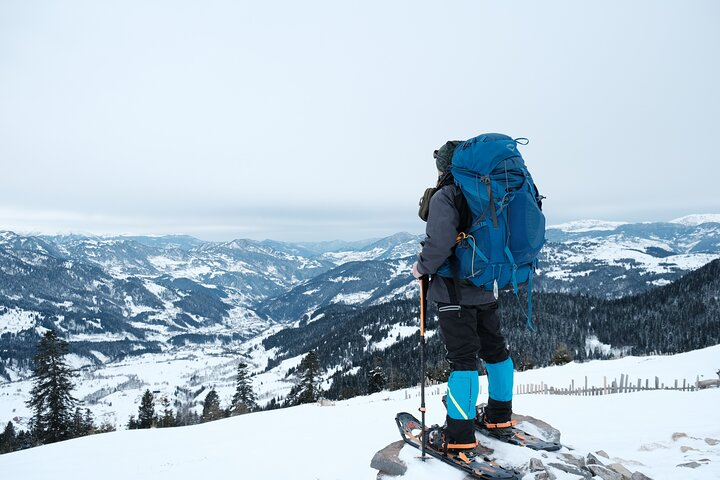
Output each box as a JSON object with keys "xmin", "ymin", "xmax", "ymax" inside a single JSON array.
[
  {"xmin": 1, "ymin": 215, "xmax": 719, "ymax": 367},
  {"xmin": 0, "ymin": 215, "xmax": 719, "ymax": 427}
]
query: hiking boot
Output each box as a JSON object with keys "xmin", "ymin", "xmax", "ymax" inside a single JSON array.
[
  {"xmin": 475, "ymin": 405, "xmax": 516, "ymax": 439},
  {"xmin": 424, "ymin": 424, "xmax": 445, "ymax": 451},
  {"xmin": 424, "ymin": 424, "xmax": 479, "ymax": 461}
]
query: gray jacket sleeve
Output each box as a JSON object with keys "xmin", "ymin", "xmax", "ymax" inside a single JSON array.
[{"xmin": 416, "ymin": 185, "xmax": 459, "ymax": 275}]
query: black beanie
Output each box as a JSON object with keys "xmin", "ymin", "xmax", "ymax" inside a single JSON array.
[{"xmin": 434, "ymin": 140, "xmax": 463, "ymax": 172}]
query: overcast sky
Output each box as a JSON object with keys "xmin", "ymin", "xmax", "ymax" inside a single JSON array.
[{"xmin": 1, "ymin": 1, "xmax": 718, "ymax": 241}]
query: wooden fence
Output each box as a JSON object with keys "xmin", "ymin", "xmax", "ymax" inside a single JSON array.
[
  {"xmin": 514, "ymin": 374, "xmax": 719, "ymax": 396},
  {"xmin": 402, "ymin": 374, "xmax": 719, "ymax": 399}
]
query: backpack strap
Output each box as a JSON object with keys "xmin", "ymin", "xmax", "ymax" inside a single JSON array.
[
  {"xmin": 444, "ymin": 187, "xmax": 472, "ymax": 306},
  {"xmin": 453, "ymin": 188, "xmax": 472, "ymax": 234},
  {"xmin": 477, "ymin": 176, "xmax": 498, "ymax": 228}
]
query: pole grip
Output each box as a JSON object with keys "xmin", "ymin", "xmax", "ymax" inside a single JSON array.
[{"xmin": 419, "ymin": 276, "xmax": 428, "ymax": 337}]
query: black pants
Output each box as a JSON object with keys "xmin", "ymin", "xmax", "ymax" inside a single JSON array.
[
  {"xmin": 438, "ymin": 302, "xmax": 509, "ymax": 369},
  {"xmin": 438, "ymin": 301, "xmax": 513, "ymax": 443}
]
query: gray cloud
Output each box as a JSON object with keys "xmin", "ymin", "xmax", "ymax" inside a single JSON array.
[{"xmin": 1, "ymin": 1, "xmax": 718, "ymax": 241}]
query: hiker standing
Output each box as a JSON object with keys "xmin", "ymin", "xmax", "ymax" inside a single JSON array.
[{"xmin": 412, "ymin": 136, "xmax": 538, "ymax": 456}]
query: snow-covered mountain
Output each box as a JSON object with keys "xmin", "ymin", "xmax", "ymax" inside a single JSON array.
[
  {"xmin": 540, "ymin": 219, "xmax": 720, "ymax": 297},
  {"xmin": 1, "ymin": 345, "xmax": 718, "ymax": 480},
  {"xmin": 1, "ymin": 217, "xmax": 719, "ymax": 365},
  {"xmin": 670, "ymin": 213, "xmax": 720, "ymax": 226},
  {"xmin": 1, "ymin": 217, "xmax": 719, "ymax": 433}
]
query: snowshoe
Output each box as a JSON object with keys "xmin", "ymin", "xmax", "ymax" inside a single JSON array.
[{"xmin": 395, "ymin": 412, "xmax": 520, "ymax": 480}]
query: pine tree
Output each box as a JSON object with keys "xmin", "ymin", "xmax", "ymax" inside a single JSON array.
[
  {"xmin": 15, "ymin": 430, "xmax": 32, "ymax": 451},
  {"xmin": 201, "ymin": 389, "xmax": 224, "ymax": 422},
  {"xmin": 230, "ymin": 362, "xmax": 257, "ymax": 415},
  {"xmin": 26, "ymin": 330, "xmax": 77, "ymax": 445},
  {"xmin": 158, "ymin": 397, "xmax": 176, "ymax": 428},
  {"xmin": 137, "ymin": 389, "xmax": 156, "ymax": 429},
  {"xmin": 367, "ymin": 356, "xmax": 387, "ymax": 394},
  {"xmin": 127, "ymin": 415, "xmax": 138, "ymax": 430},
  {"xmin": 83, "ymin": 409, "xmax": 95, "ymax": 434},
  {"xmin": 297, "ymin": 350, "xmax": 322, "ymax": 404},
  {"xmin": 1, "ymin": 421, "xmax": 16, "ymax": 454}
]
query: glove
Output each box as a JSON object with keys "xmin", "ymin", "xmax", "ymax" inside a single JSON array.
[{"xmin": 411, "ymin": 262, "xmax": 423, "ymax": 279}]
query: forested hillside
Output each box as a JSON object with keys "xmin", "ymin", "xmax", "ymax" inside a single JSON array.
[{"xmin": 262, "ymin": 259, "xmax": 720, "ymax": 400}]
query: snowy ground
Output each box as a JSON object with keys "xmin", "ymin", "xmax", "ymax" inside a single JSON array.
[
  {"xmin": 1, "ymin": 346, "xmax": 719, "ymax": 479},
  {"xmin": 0, "ymin": 319, "xmax": 422, "ymax": 429}
]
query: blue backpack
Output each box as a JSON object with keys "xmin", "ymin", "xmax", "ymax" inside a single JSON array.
[{"xmin": 437, "ymin": 133, "xmax": 545, "ymax": 329}]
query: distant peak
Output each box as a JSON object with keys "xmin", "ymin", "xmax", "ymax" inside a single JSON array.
[
  {"xmin": 547, "ymin": 220, "xmax": 627, "ymax": 233},
  {"xmin": 670, "ymin": 214, "xmax": 720, "ymax": 226}
]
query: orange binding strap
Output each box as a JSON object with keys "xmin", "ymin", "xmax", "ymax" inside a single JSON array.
[
  {"xmin": 484, "ymin": 419, "xmax": 517, "ymax": 429},
  {"xmin": 457, "ymin": 451, "xmax": 473, "ymax": 464},
  {"xmin": 446, "ymin": 441, "xmax": 479, "ymax": 450}
]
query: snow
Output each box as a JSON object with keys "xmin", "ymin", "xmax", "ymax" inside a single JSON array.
[
  {"xmin": 542, "ymin": 234, "xmax": 720, "ymax": 281},
  {"xmin": 547, "ymin": 219, "xmax": 628, "ymax": 233},
  {"xmin": 670, "ymin": 214, "xmax": 720, "ymax": 226},
  {"xmin": 90, "ymin": 350, "xmax": 109, "ymax": 363},
  {"xmin": 328, "ymin": 276, "xmax": 361, "ymax": 283},
  {"xmin": 371, "ymin": 324, "xmax": 417, "ymax": 350},
  {"xmin": 2, "ymin": 345, "xmax": 719, "ymax": 479},
  {"xmin": 0, "ymin": 308, "xmax": 37, "ymax": 334},
  {"xmin": 321, "ymin": 247, "xmax": 385, "ymax": 264},
  {"xmin": 510, "ymin": 344, "xmax": 720, "ymax": 393},
  {"xmin": 331, "ymin": 290, "xmax": 376, "ymax": 305},
  {"xmin": 372, "ymin": 281, "xmax": 418, "ymax": 305}
]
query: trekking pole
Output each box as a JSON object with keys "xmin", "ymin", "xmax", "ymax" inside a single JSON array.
[{"xmin": 418, "ymin": 275, "xmax": 429, "ymax": 460}]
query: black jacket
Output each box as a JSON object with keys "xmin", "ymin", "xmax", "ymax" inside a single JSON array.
[{"xmin": 416, "ymin": 185, "xmax": 495, "ymax": 305}]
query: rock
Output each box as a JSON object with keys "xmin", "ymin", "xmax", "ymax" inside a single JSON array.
[
  {"xmin": 680, "ymin": 446, "xmax": 697, "ymax": 453},
  {"xmin": 547, "ymin": 462, "xmax": 592, "ymax": 478},
  {"xmin": 536, "ymin": 469, "xmax": 557, "ymax": 480},
  {"xmin": 512, "ymin": 412, "xmax": 562, "ymax": 443},
  {"xmin": 677, "ymin": 461, "xmax": 702, "ymax": 469},
  {"xmin": 558, "ymin": 453, "xmax": 586, "ymax": 469},
  {"xmin": 529, "ymin": 458, "xmax": 545, "ymax": 472},
  {"xmin": 608, "ymin": 463, "xmax": 634, "ymax": 479},
  {"xmin": 588, "ymin": 464, "xmax": 622, "ymax": 480},
  {"xmin": 370, "ymin": 440, "xmax": 407, "ymax": 476},
  {"xmin": 672, "ymin": 432, "xmax": 688, "ymax": 441},
  {"xmin": 587, "ymin": 452, "xmax": 606, "ymax": 466},
  {"xmin": 639, "ymin": 443, "xmax": 668, "ymax": 452},
  {"xmin": 705, "ymin": 437, "xmax": 720, "ymax": 446},
  {"xmin": 630, "ymin": 471, "xmax": 653, "ymax": 480},
  {"xmin": 476, "ymin": 442, "xmax": 494, "ymax": 457},
  {"xmin": 595, "ymin": 450, "xmax": 611, "ymax": 459}
]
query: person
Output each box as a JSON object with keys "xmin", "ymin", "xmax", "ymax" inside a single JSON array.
[{"xmin": 412, "ymin": 140, "xmax": 515, "ymax": 456}]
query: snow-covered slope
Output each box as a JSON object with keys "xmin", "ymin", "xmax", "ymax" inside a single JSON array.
[
  {"xmin": 540, "ymin": 219, "xmax": 720, "ymax": 296},
  {"xmin": 670, "ymin": 213, "xmax": 720, "ymax": 226},
  {"xmin": 1, "ymin": 346, "xmax": 719, "ymax": 479},
  {"xmin": 547, "ymin": 219, "xmax": 629, "ymax": 232}
]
